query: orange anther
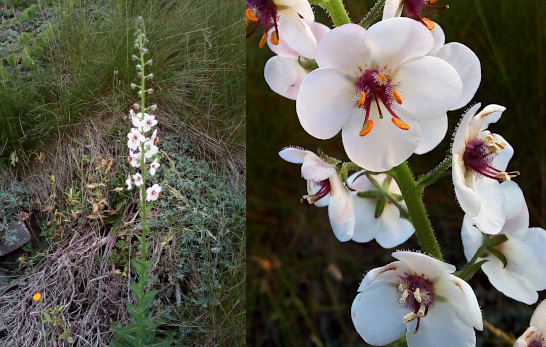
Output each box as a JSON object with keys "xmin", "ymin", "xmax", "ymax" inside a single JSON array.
[
  {"xmin": 422, "ymin": 18, "xmax": 435, "ymax": 30},
  {"xmin": 271, "ymin": 31, "xmax": 279, "ymax": 45},
  {"xmin": 392, "ymin": 90, "xmax": 403, "ymax": 104},
  {"xmin": 430, "ymin": 0, "xmax": 439, "ymax": 3},
  {"xmin": 378, "ymin": 73, "xmax": 386, "ymax": 82},
  {"xmin": 391, "ymin": 118, "xmax": 410, "ymax": 130},
  {"xmin": 259, "ymin": 33, "xmax": 268, "ymax": 49},
  {"xmin": 357, "ymin": 92, "xmax": 366, "ymax": 108},
  {"xmin": 246, "ymin": 8, "xmax": 259, "ymax": 22},
  {"xmin": 359, "ymin": 120, "xmax": 373, "ymax": 136}
]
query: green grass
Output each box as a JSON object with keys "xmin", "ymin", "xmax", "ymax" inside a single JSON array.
[
  {"xmin": 0, "ymin": 0, "xmax": 245, "ymax": 168},
  {"xmin": 246, "ymin": 0, "xmax": 546, "ymax": 345}
]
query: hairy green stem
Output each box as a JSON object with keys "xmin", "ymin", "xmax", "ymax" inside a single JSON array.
[
  {"xmin": 310, "ymin": 0, "xmax": 351, "ymax": 27},
  {"xmin": 138, "ymin": 32, "xmax": 149, "ymax": 243},
  {"xmin": 389, "ymin": 162, "xmax": 443, "ymax": 260},
  {"xmin": 417, "ymin": 156, "xmax": 452, "ymax": 188}
]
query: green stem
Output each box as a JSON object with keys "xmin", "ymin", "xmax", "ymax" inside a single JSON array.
[
  {"xmin": 417, "ymin": 156, "xmax": 452, "ymax": 188},
  {"xmin": 138, "ymin": 32, "xmax": 148, "ymax": 245},
  {"xmin": 310, "ymin": 0, "xmax": 351, "ymax": 27},
  {"xmin": 389, "ymin": 162, "xmax": 443, "ymax": 260}
]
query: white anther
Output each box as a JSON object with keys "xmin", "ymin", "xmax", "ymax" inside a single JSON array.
[
  {"xmin": 403, "ymin": 312, "xmax": 417, "ymax": 323},
  {"xmin": 417, "ymin": 305, "xmax": 426, "ymax": 317},
  {"xmin": 414, "ymin": 288, "xmax": 422, "ymax": 303},
  {"xmin": 399, "ymin": 289, "xmax": 409, "ymax": 304}
]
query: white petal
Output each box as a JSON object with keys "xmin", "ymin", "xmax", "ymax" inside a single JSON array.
[
  {"xmin": 382, "ymin": 0, "xmax": 403, "ymax": 19},
  {"xmin": 461, "ymin": 214, "xmax": 484, "ymax": 262},
  {"xmin": 530, "ymin": 299, "xmax": 546, "ymax": 330},
  {"xmin": 279, "ymin": 146, "xmax": 311, "ymax": 164},
  {"xmin": 499, "ymin": 181, "xmax": 529, "ymax": 237},
  {"xmin": 341, "ymin": 107, "xmax": 420, "ymax": 172},
  {"xmin": 395, "ymin": 56, "xmax": 463, "ymax": 120},
  {"xmin": 429, "ymin": 23, "xmax": 445, "ymax": 55},
  {"xmin": 482, "ymin": 254, "xmax": 538, "ymax": 305},
  {"xmin": 414, "ymin": 114, "xmax": 448, "ymax": 154},
  {"xmin": 473, "ymin": 104, "xmax": 506, "ymax": 133},
  {"xmin": 301, "ymin": 152, "xmax": 336, "ymax": 181},
  {"xmin": 434, "ymin": 43, "xmax": 481, "ymax": 110},
  {"xmin": 275, "ymin": 0, "xmax": 314, "ymax": 21},
  {"xmin": 452, "ymin": 153, "xmax": 481, "ymax": 217},
  {"xmin": 308, "ymin": 21, "xmax": 330, "ymax": 43},
  {"xmin": 315, "ymin": 24, "xmax": 369, "ymax": 74},
  {"xmin": 451, "ymin": 103, "xmax": 482, "ymax": 158},
  {"xmin": 470, "ymin": 178, "xmax": 505, "ymax": 235},
  {"xmin": 358, "ymin": 261, "xmax": 402, "ymax": 291},
  {"xmin": 296, "ymin": 68, "xmax": 356, "ymax": 139},
  {"xmin": 364, "ymin": 17, "xmax": 433, "ymax": 69},
  {"xmin": 393, "ymin": 251, "xmax": 456, "ymax": 276},
  {"xmin": 406, "ymin": 301, "xmax": 477, "ymax": 347},
  {"xmin": 328, "ymin": 175, "xmax": 355, "ymax": 241},
  {"xmin": 375, "ymin": 204, "xmax": 414, "ymax": 248},
  {"xmin": 447, "ymin": 274, "xmax": 483, "ymax": 330},
  {"xmin": 274, "ymin": 16, "xmax": 317, "ymax": 59},
  {"xmin": 265, "ymin": 56, "xmax": 309, "ymax": 100},
  {"xmin": 352, "ymin": 280, "xmax": 407, "ymax": 346},
  {"xmin": 487, "ymin": 133, "xmax": 514, "ymax": 172},
  {"xmin": 351, "ymin": 192, "xmax": 380, "ymax": 243}
]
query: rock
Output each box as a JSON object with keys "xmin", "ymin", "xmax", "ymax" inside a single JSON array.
[{"xmin": 0, "ymin": 220, "xmax": 30, "ymax": 257}]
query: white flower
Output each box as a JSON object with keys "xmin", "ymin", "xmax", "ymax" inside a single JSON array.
[
  {"xmin": 246, "ymin": 0, "xmax": 315, "ymax": 49},
  {"xmin": 264, "ymin": 20, "xmax": 329, "ymax": 100},
  {"xmin": 461, "ymin": 181, "xmax": 546, "ymax": 304},
  {"xmin": 296, "ymin": 18, "xmax": 464, "ymax": 171},
  {"xmin": 130, "ymin": 111, "xmax": 156, "ymax": 133},
  {"xmin": 133, "ymin": 173, "xmax": 143, "ymax": 187},
  {"xmin": 150, "ymin": 158, "xmax": 160, "ymax": 176},
  {"xmin": 126, "ymin": 175, "xmax": 132, "ymax": 190},
  {"xmin": 452, "ymin": 103, "xmax": 518, "ymax": 235},
  {"xmin": 128, "ymin": 150, "xmax": 143, "ymax": 168},
  {"xmin": 279, "ymin": 146, "xmax": 355, "ymax": 241},
  {"xmin": 143, "ymin": 138, "xmax": 158, "ymax": 159},
  {"xmin": 348, "ymin": 171, "xmax": 414, "ymax": 248},
  {"xmin": 352, "ymin": 251, "xmax": 482, "ymax": 346},
  {"xmin": 515, "ymin": 300, "xmax": 546, "ymax": 347},
  {"xmin": 146, "ymin": 184, "xmax": 162, "ymax": 201},
  {"xmin": 127, "ymin": 128, "xmax": 145, "ymax": 150}
]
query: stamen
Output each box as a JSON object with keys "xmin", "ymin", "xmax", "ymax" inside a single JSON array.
[
  {"xmin": 392, "ymin": 90, "xmax": 403, "ymax": 104},
  {"xmin": 378, "ymin": 73, "xmax": 386, "ymax": 82},
  {"xmin": 403, "ymin": 312, "xmax": 417, "ymax": 323},
  {"xmin": 391, "ymin": 117, "xmax": 410, "ymax": 130},
  {"xmin": 430, "ymin": 0, "xmax": 438, "ymax": 3},
  {"xmin": 422, "ymin": 17, "xmax": 435, "ymax": 30},
  {"xmin": 246, "ymin": 8, "xmax": 259, "ymax": 22},
  {"xmin": 259, "ymin": 33, "xmax": 268, "ymax": 49},
  {"xmin": 359, "ymin": 120, "xmax": 373, "ymax": 137},
  {"xmin": 414, "ymin": 288, "xmax": 422, "ymax": 303},
  {"xmin": 357, "ymin": 91, "xmax": 366, "ymax": 108},
  {"xmin": 270, "ymin": 31, "xmax": 280, "ymax": 45}
]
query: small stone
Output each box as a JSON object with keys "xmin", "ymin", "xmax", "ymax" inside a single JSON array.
[{"xmin": 0, "ymin": 220, "xmax": 30, "ymax": 257}]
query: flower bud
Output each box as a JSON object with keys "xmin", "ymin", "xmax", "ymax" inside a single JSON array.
[
  {"xmin": 136, "ymin": 64, "xmax": 142, "ymax": 71},
  {"xmin": 148, "ymin": 88, "xmax": 154, "ymax": 94},
  {"xmin": 146, "ymin": 59, "xmax": 153, "ymax": 65},
  {"xmin": 130, "ymin": 83, "xmax": 137, "ymax": 89},
  {"xmin": 138, "ymin": 72, "xmax": 143, "ymax": 78},
  {"xmin": 132, "ymin": 54, "xmax": 139, "ymax": 61},
  {"xmin": 133, "ymin": 103, "xmax": 139, "ymax": 109},
  {"xmin": 146, "ymin": 73, "xmax": 154, "ymax": 80},
  {"xmin": 148, "ymin": 104, "xmax": 157, "ymax": 111},
  {"xmin": 140, "ymin": 47, "xmax": 146, "ymax": 52}
]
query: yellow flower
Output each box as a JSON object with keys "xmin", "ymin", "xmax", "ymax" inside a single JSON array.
[{"xmin": 33, "ymin": 293, "xmax": 41, "ymax": 302}]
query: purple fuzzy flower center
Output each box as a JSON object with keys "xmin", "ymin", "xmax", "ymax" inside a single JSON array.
[{"xmin": 398, "ymin": 274, "xmax": 435, "ymax": 332}]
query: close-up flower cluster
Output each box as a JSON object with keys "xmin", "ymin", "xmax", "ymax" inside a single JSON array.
[{"xmin": 247, "ymin": 0, "xmax": 545, "ymax": 346}]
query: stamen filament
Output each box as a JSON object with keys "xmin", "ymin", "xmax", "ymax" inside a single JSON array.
[{"xmin": 246, "ymin": 8, "xmax": 259, "ymax": 22}]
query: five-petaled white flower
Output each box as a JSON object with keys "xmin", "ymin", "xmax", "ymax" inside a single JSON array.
[
  {"xmin": 296, "ymin": 18, "xmax": 464, "ymax": 171},
  {"xmin": 146, "ymin": 184, "xmax": 162, "ymax": 202},
  {"xmin": 246, "ymin": 0, "xmax": 315, "ymax": 50},
  {"xmin": 348, "ymin": 171, "xmax": 414, "ymax": 248},
  {"xmin": 133, "ymin": 173, "xmax": 143, "ymax": 187},
  {"xmin": 462, "ymin": 181, "xmax": 546, "ymax": 304},
  {"xmin": 279, "ymin": 146, "xmax": 354, "ymax": 242},
  {"xmin": 150, "ymin": 158, "xmax": 160, "ymax": 176},
  {"xmin": 128, "ymin": 150, "xmax": 144, "ymax": 168},
  {"xmin": 515, "ymin": 300, "xmax": 546, "ymax": 347},
  {"xmin": 452, "ymin": 103, "xmax": 518, "ymax": 235},
  {"xmin": 352, "ymin": 251, "xmax": 483, "ymax": 346},
  {"xmin": 127, "ymin": 128, "xmax": 145, "ymax": 151},
  {"xmin": 264, "ymin": 20, "xmax": 329, "ymax": 100}
]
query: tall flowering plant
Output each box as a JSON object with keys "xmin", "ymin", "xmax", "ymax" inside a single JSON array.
[
  {"xmin": 112, "ymin": 17, "xmax": 171, "ymax": 346},
  {"xmin": 248, "ymin": 0, "xmax": 544, "ymax": 345}
]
